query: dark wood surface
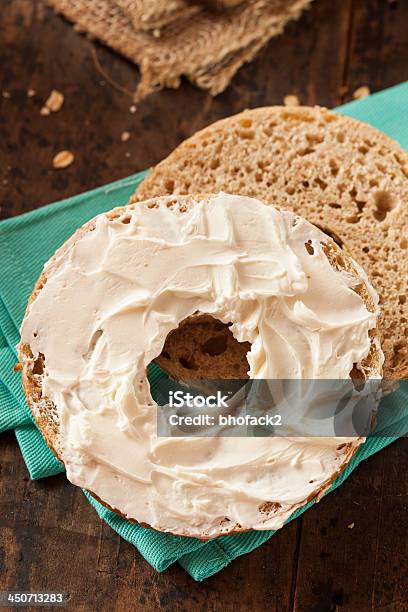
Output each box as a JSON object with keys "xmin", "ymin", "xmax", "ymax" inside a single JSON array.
[{"xmin": 1, "ymin": 0, "xmax": 408, "ymax": 610}]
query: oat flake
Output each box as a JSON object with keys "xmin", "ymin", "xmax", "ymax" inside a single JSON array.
[
  {"xmin": 45, "ymin": 89, "xmax": 65, "ymax": 112},
  {"xmin": 284, "ymin": 94, "xmax": 300, "ymax": 107},
  {"xmin": 53, "ymin": 150, "xmax": 74, "ymax": 169}
]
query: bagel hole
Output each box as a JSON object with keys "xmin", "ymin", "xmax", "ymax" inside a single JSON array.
[{"xmin": 154, "ymin": 314, "xmax": 251, "ymax": 380}]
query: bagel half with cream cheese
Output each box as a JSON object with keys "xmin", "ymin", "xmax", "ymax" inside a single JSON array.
[{"xmin": 19, "ymin": 193, "xmax": 383, "ymax": 538}]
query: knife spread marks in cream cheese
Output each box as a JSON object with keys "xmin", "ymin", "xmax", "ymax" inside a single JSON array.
[{"xmin": 20, "ymin": 193, "xmax": 382, "ymax": 537}]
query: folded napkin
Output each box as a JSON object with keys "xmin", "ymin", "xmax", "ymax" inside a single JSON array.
[{"xmin": 1, "ymin": 83, "xmax": 407, "ymax": 580}]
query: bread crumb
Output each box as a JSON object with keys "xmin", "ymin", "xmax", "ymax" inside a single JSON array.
[
  {"xmin": 40, "ymin": 106, "xmax": 51, "ymax": 116},
  {"xmin": 125, "ymin": 151, "xmax": 131, "ymax": 158},
  {"xmin": 353, "ymin": 86, "xmax": 370, "ymax": 100},
  {"xmin": 2, "ymin": 91, "xmax": 10, "ymax": 99},
  {"xmin": 153, "ymin": 28, "xmax": 161, "ymax": 38},
  {"xmin": 129, "ymin": 105, "xmax": 137, "ymax": 114},
  {"xmin": 27, "ymin": 89, "xmax": 36, "ymax": 98},
  {"xmin": 284, "ymin": 95, "xmax": 300, "ymax": 107},
  {"xmin": 53, "ymin": 150, "xmax": 74, "ymax": 169},
  {"xmin": 347, "ymin": 522, "xmax": 355, "ymax": 529},
  {"xmin": 44, "ymin": 89, "xmax": 64, "ymax": 112},
  {"xmin": 121, "ymin": 131, "xmax": 131, "ymax": 142}
]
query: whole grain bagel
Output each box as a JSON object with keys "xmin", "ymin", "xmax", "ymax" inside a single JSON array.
[{"xmin": 19, "ymin": 193, "xmax": 382, "ymax": 538}]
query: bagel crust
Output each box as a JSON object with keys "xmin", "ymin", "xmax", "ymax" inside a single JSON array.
[{"xmin": 19, "ymin": 193, "xmax": 383, "ymax": 538}]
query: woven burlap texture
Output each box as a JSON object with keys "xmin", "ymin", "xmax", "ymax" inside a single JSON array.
[
  {"xmin": 48, "ymin": 0, "xmax": 311, "ymax": 100},
  {"xmin": 116, "ymin": 0, "xmax": 200, "ymax": 31},
  {"xmin": 116, "ymin": 1, "xmax": 247, "ymax": 31}
]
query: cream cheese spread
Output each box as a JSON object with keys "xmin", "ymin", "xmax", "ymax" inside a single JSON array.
[{"xmin": 20, "ymin": 193, "xmax": 381, "ymax": 537}]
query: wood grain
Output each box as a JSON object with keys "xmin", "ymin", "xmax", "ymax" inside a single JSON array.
[
  {"xmin": 0, "ymin": 0, "xmax": 407, "ymax": 609},
  {"xmin": 346, "ymin": 0, "xmax": 408, "ymax": 97}
]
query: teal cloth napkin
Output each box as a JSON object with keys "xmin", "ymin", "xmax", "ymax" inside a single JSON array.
[{"xmin": 1, "ymin": 82, "xmax": 407, "ymax": 581}]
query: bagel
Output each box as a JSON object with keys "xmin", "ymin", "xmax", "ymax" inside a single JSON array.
[
  {"xmin": 132, "ymin": 106, "xmax": 408, "ymax": 380},
  {"xmin": 19, "ymin": 193, "xmax": 383, "ymax": 538}
]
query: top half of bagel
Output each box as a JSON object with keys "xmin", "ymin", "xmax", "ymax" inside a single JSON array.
[{"xmin": 132, "ymin": 106, "xmax": 408, "ymax": 379}]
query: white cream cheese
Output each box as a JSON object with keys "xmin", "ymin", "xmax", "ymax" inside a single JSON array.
[{"xmin": 20, "ymin": 193, "xmax": 381, "ymax": 537}]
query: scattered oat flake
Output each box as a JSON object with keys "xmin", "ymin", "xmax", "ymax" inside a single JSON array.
[
  {"xmin": 27, "ymin": 89, "xmax": 36, "ymax": 97},
  {"xmin": 347, "ymin": 522, "xmax": 355, "ymax": 529},
  {"xmin": 53, "ymin": 150, "xmax": 74, "ymax": 169},
  {"xmin": 284, "ymin": 94, "xmax": 299, "ymax": 107},
  {"xmin": 353, "ymin": 86, "xmax": 370, "ymax": 100},
  {"xmin": 40, "ymin": 106, "xmax": 51, "ymax": 116},
  {"xmin": 121, "ymin": 131, "xmax": 131, "ymax": 142},
  {"xmin": 129, "ymin": 105, "xmax": 137, "ymax": 114},
  {"xmin": 45, "ymin": 89, "xmax": 64, "ymax": 112}
]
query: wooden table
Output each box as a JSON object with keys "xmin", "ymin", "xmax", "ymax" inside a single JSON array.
[{"xmin": 1, "ymin": 1, "xmax": 407, "ymax": 610}]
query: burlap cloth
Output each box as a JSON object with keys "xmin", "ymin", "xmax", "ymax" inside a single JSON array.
[{"xmin": 48, "ymin": 0, "xmax": 312, "ymax": 99}]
